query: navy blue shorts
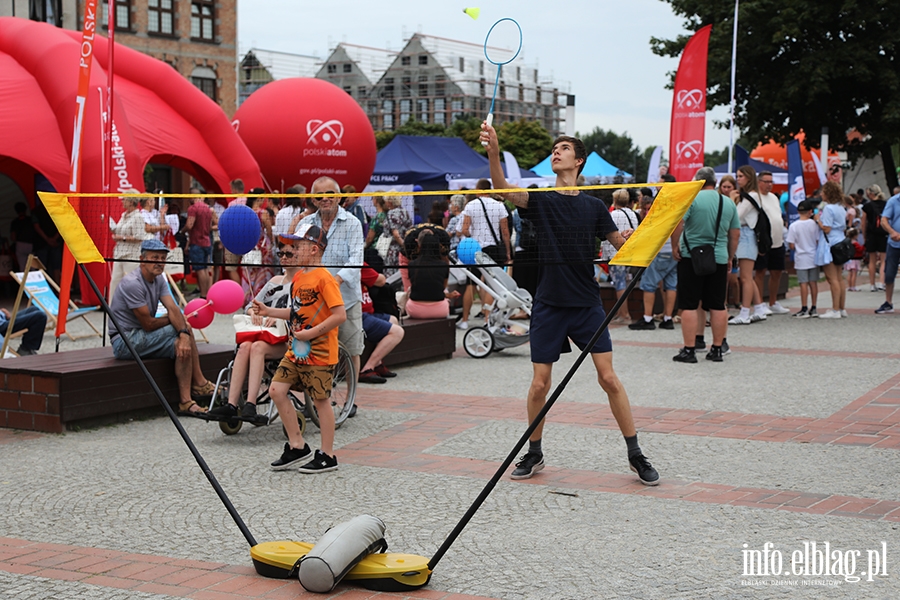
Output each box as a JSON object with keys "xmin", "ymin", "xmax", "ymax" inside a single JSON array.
[
  {"xmin": 529, "ymin": 301, "xmax": 613, "ymax": 364},
  {"xmin": 362, "ymin": 312, "xmax": 393, "ymax": 345}
]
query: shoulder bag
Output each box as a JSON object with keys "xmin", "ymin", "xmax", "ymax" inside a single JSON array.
[{"xmin": 682, "ymin": 194, "xmax": 723, "ymax": 276}]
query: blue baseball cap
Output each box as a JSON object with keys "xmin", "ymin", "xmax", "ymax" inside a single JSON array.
[{"xmin": 140, "ymin": 239, "xmax": 169, "ymax": 253}]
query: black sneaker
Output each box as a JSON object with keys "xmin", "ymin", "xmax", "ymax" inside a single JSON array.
[
  {"xmin": 271, "ymin": 443, "xmax": 312, "ymax": 471},
  {"xmin": 875, "ymin": 302, "xmax": 894, "ymax": 314},
  {"xmin": 358, "ymin": 369, "xmax": 387, "ymax": 384},
  {"xmin": 792, "ymin": 308, "xmax": 809, "ymax": 319},
  {"xmin": 706, "ymin": 346, "xmax": 724, "ymax": 362},
  {"xmin": 721, "ymin": 339, "xmax": 731, "ymax": 355},
  {"xmin": 510, "ymin": 452, "xmax": 544, "ymax": 480},
  {"xmin": 297, "ymin": 450, "xmax": 339, "ymax": 473},
  {"xmin": 628, "ymin": 319, "xmax": 656, "ymax": 330},
  {"xmin": 629, "ymin": 453, "xmax": 660, "ymax": 486},
  {"xmin": 375, "ymin": 364, "xmax": 397, "ymax": 378},
  {"xmin": 694, "ymin": 336, "xmax": 706, "ymax": 350},
  {"xmin": 241, "ymin": 402, "xmax": 257, "ymax": 419},
  {"xmin": 207, "ymin": 403, "xmax": 238, "ymax": 421},
  {"xmin": 808, "ymin": 307, "xmax": 818, "ymax": 318},
  {"xmin": 658, "ymin": 319, "xmax": 675, "ymax": 330},
  {"xmin": 349, "ymin": 405, "xmax": 358, "ymax": 418},
  {"xmin": 672, "ymin": 347, "xmax": 697, "ymax": 363}
]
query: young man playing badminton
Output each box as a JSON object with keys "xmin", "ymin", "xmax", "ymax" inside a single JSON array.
[{"xmin": 480, "ymin": 124, "xmax": 660, "ymax": 486}]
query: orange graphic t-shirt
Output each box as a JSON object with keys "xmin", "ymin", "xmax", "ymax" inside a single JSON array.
[{"xmin": 284, "ymin": 268, "xmax": 344, "ymax": 366}]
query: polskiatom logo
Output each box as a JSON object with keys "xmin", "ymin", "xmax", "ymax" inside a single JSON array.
[
  {"xmin": 676, "ymin": 140, "xmax": 703, "ymax": 160},
  {"xmin": 307, "ymin": 119, "xmax": 344, "ymax": 145},
  {"xmin": 676, "ymin": 89, "xmax": 704, "ymax": 109}
]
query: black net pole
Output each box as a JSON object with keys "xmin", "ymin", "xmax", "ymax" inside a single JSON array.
[
  {"xmin": 79, "ymin": 263, "xmax": 258, "ymax": 548},
  {"xmin": 429, "ymin": 267, "xmax": 646, "ymax": 570}
]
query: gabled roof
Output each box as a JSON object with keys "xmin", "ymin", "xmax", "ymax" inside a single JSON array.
[
  {"xmin": 242, "ymin": 48, "xmax": 321, "ymax": 80},
  {"xmin": 325, "ymin": 43, "xmax": 397, "ymax": 86}
]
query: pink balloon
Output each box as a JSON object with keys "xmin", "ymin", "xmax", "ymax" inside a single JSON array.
[
  {"xmin": 207, "ymin": 279, "xmax": 245, "ymax": 314},
  {"xmin": 184, "ymin": 298, "xmax": 214, "ymax": 329}
]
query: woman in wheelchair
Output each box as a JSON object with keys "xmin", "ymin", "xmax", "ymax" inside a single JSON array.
[{"xmin": 207, "ymin": 239, "xmax": 300, "ymax": 422}]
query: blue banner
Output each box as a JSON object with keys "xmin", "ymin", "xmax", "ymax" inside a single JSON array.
[{"xmin": 786, "ymin": 140, "xmax": 806, "ymax": 227}]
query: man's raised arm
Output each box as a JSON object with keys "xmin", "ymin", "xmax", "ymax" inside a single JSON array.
[{"xmin": 480, "ymin": 121, "xmax": 528, "ymax": 208}]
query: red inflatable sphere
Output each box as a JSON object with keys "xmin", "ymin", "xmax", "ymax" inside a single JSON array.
[{"xmin": 234, "ymin": 78, "xmax": 376, "ymax": 193}]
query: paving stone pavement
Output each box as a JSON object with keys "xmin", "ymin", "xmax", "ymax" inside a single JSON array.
[{"xmin": 0, "ymin": 282, "xmax": 897, "ymax": 599}]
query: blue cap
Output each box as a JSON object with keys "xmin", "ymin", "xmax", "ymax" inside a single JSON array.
[{"xmin": 140, "ymin": 239, "xmax": 169, "ymax": 253}]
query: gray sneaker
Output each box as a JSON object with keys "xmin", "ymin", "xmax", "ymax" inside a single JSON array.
[{"xmin": 510, "ymin": 452, "xmax": 544, "ymax": 480}]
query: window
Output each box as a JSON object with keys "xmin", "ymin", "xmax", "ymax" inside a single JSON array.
[
  {"xmin": 191, "ymin": 0, "xmax": 214, "ymax": 41},
  {"xmin": 400, "ymin": 113, "xmax": 411, "ymax": 126},
  {"xmin": 400, "ymin": 99, "xmax": 411, "ymax": 113},
  {"xmin": 458, "ymin": 57, "xmax": 464, "ymax": 72},
  {"xmin": 418, "ymin": 83, "xmax": 428, "ymax": 96},
  {"xmin": 342, "ymin": 63, "xmax": 352, "ymax": 73},
  {"xmin": 417, "ymin": 99, "xmax": 428, "ymax": 122},
  {"xmin": 382, "ymin": 100, "xmax": 394, "ymax": 112},
  {"xmin": 191, "ymin": 66, "xmax": 217, "ymax": 102},
  {"xmin": 499, "ymin": 83, "xmax": 506, "ymax": 99},
  {"xmin": 479, "ymin": 60, "xmax": 484, "ymax": 76},
  {"xmin": 102, "ymin": 0, "xmax": 131, "ymax": 30},
  {"xmin": 435, "ymin": 74, "xmax": 446, "ymax": 97},
  {"xmin": 384, "ymin": 114, "xmax": 394, "ymax": 130},
  {"xmin": 434, "ymin": 111, "xmax": 445, "ymax": 125},
  {"xmin": 29, "ymin": 0, "xmax": 62, "ymax": 27},
  {"xmin": 327, "ymin": 64, "xmax": 337, "ymax": 74},
  {"xmin": 434, "ymin": 98, "xmax": 445, "ymax": 125},
  {"xmin": 418, "ymin": 55, "xmax": 428, "ymax": 65},
  {"xmin": 358, "ymin": 86, "xmax": 367, "ymax": 97},
  {"xmin": 418, "ymin": 75, "xmax": 428, "ymax": 82},
  {"xmin": 518, "ymin": 83, "xmax": 524, "ymax": 101},
  {"xmin": 401, "ymin": 76, "xmax": 411, "ymax": 97},
  {"xmin": 536, "ymin": 87, "xmax": 542, "ymax": 104},
  {"xmin": 479, "ymin": 78, "xmax": 486, "ymax": 97},
  {"xmin": 148, "ymin": 0, "xmax": 174, "ymax": 35},
  {"xmin": 401, "ymin": 56, "xmax": 411, "ymax": 66},
  {"xmin": 343, "ymin": 86, "xmax": 352, "ymax": 95},
  {"xmin": 516, "ymin": 66, "xmax": 521, "ymax": 81}
]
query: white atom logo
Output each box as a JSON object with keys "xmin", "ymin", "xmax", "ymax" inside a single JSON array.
[
  {"xmin": 676, "ymin": 140, "xmax": 703, "ymax": 159},
  {"xmin": 676, "ymin": 89, "xmax": 704, "ymax": 109},
  {"xmin": 307, "ymin": 119, "xmax": 344, "ymax": 145}
]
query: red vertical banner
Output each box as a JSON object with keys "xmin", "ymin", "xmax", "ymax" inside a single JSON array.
[
  {"xmin": 669, "ymin": 25, "xmax": 711, "ymax": 183},
  {"xmin": 56, "ymin": 0, "xmax": 100, "ymax": 337}
]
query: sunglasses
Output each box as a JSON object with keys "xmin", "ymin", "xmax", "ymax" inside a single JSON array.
[{"xmin": 276, "ymin": 250, "xmax": 295, "ymax": 258}]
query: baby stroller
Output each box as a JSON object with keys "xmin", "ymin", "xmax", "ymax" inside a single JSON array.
[
  {"xmin": 453, "ymin": 251, "xmax": 532, "ymax": 358},
  {"xmin": 206, "ymin": 343, "xmax": 356, "ymax": 437}
]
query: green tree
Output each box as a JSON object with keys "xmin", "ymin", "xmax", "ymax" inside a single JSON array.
[
  {"xmin": 374, "ymin": 119, "xmax": 449, "ymax": 150},
  {"xmin": 651, "ymin": 0, "xmax": 900, "ymax": 189},
  {"xmin": 447, "ymin": 115, "xmax": 486, "ymax": 154},
  {"xmin": 495, "ymin": 119, "xmax": 554, "ymax": 168}
]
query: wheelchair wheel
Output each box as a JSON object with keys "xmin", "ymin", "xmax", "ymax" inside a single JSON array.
[
  {"xmin": 305, "ymin": 343, "xmax": 356, "ymax": 430},
  {"xmin": 219, "ymin": 418, "xmax": 243, "ymax": 435},
  {"xmin": 463, "ymin": 326, "xmax": 494, "ymax": 358}
]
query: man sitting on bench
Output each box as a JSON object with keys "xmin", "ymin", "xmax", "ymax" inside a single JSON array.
[{"xmin": 109, "ymin": 239, "xmax": 213, "ymax": 417}]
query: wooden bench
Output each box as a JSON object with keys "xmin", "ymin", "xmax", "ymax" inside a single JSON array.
[
  {"xmin": 0, "ymin": 345, "xmax": 232, "ymax": 433},
  {"xmin": 360, "ymin": 317, "xmax": 456, "ymax": 367}
]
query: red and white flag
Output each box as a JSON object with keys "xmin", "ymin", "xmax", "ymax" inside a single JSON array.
[{"xmin": 669, "ymin": 25, "xmax": 711, "ymax": 183}]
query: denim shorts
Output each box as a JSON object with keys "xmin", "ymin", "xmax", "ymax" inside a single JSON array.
[
  {"xmin": 735, "ymin": 225, "xmax": 758, "ymax": 260},
  {"xmin": 112, "ymin": 325, "xmax": 178, "ymax": 360},
  {"xmin": 639, "ymin": 253, "xmax": 678, "ymax": 292},
  {"xmin": 529, "ymin": 301, "xmax": 612, "ymax": 364},
  {"xmin": 362, "ymin": 312, "xmax": 393, "ymax": 345},
  {"xmin": 608, "ymin": 265, "xmax": 630, "ymax": 291},
  {"xmin": 188, "ymin": 245, "xmax": 212, "ymax": 270}
]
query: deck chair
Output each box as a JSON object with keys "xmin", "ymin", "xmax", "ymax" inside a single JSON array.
[
  {"xmin": 154, "ymin": 273, "xmax": 210, "ymax": 344},
  {"xmin": 10, "ymin": 265, "xmax": 101, "ymax": 341}
]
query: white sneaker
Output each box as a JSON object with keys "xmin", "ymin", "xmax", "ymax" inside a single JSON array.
[
  {"xmin": 870, "ymin": 285, "xmax": 879, "ymax": 292},
  {"xmin": 750, "ymin": 312, "xmax": 767, "ymax": 322},
  {"xmin": 840, "ymin": 309, "xmax": 849, "ymax": 318},
  {"xmin": 819, "ymin": 309, "xmax": 841, "ymax": 319},
  {"xmin": 768, "ymin": 303, "xmax": 791, "ymax": 315},
  {"xmin": 762, "ymin": 305, "xmax": 773, "ymax": 316},
  {"xmin": 456, "ymin": 321, "xmax": 469, "ymax": 330},
  {"xmin": 876, "ymin": 283, "xmax": 886, "ymax": 291},
  {"xmin": 729, "ymin": 315, "xmax": 752, "ymax": 325}
]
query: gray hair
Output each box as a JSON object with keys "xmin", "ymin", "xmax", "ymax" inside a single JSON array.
[
  {"xmin": 311, "ymin": 176, "xmax": 340, "ymax": 193},
  {"xmin": 450, "ymin": 194, "xmax": 466, "ymax": 211},
  {"xmin": 693, "ymin": 166, "xmax": 717, "ymax": 188}
]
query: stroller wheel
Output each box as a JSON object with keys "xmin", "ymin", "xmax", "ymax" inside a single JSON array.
[{"xmin": 463, "ymin": 326, "xmax": 494, "ymax": 358}]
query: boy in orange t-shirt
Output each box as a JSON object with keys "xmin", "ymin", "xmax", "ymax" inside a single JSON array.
[{"xmin": 253, "ymin": 224, "xmax": 346, "ymax": 473}]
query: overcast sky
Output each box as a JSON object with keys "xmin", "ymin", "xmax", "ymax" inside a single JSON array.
[{"xmin": 238, "ymin": 0, "xmax": 732, "ymax": 160}]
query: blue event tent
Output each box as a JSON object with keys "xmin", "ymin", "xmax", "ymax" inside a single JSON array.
[
  {"xmin": 369, "ymin": 135, "xmax": 489, "ymax": 188},
  {"xmin": 531, "ymin": 151, "xmax": 632, "ymax": 180}
]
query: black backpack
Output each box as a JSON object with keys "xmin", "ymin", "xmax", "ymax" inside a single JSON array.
[{"xmin": 743, "ymin": 192, "xmax": 773, "ymax": 255}]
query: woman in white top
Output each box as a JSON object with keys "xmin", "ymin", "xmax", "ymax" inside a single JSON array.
[
  {"xmin": 729, "ymin": 166, "xmax": 767, "ymax": 324},
  {"xmin": 109, "ymin": 195, "xmax": 151, "ymax": 301},
  {"xmin": 274, "ymin": 193, "xmax": 304, "ymax": 237},
  {"xmin": 603, "ymin": 189, "xmax": 639, "ymax": 323}
]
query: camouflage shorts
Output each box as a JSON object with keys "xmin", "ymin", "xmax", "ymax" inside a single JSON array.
[{"xmin": 271, "ymin": 359, "xmax": 333, "ymax": 401}]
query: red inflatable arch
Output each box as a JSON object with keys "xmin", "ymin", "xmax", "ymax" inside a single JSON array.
[{"xmin": 0, "ymin": 17, "xmax": 261, "ymax": 299}]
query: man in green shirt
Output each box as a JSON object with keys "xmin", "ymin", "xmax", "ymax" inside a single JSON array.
[{"xmin": 670, "ymin": 167, "xmax": 740, "ymax": 363}]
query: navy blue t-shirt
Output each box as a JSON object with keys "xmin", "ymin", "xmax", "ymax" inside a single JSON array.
[{"xmin": 520, "ymin": 190, "xmax": 618, "ymax": 307}]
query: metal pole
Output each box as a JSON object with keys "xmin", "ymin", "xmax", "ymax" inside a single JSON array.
[
  {"xmin": 79, "ymin": 264, "xmax": 258, "ymax": 548},
  {"xmin": 727, "ymin": 0, "xmax": 739, "ymax": 175},
  {"xmin": 429, "ymin": 268, "xmax": 646, "ymax": 570}
]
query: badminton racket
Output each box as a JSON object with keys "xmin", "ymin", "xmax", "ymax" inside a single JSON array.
[{"xmin": 481, "ymin": 18, "xmax": 523, "ymax": 146}]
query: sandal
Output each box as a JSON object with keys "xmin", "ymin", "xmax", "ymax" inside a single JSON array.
[
  {"xmin": 178, "ymin": 399, "xmax": 209, "ymax": 418},
  {"xmin": 191, "ymin": 380, "xmax": 222, "ymax": 399}
]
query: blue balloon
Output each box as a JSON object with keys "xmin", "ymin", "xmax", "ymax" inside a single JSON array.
[
  {"xmin": 218, "ymin": 204, "xmax": 261, "ymax": 255},
  {"xmin": 457, "ymin": 237, "xmax": 481, "ymax": 265}
]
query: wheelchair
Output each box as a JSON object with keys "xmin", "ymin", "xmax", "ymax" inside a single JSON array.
[{"xmin": 207, "ymin": 342, "xmax": 357, "ymax": 438}]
